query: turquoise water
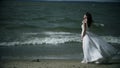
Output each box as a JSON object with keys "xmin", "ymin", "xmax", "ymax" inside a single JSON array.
[{"xmin": 0, "ymin": 1, "xmax": 120, "ymax": 60}]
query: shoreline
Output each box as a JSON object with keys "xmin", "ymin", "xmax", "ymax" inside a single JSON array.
[{"xmin": 0, "ymin": 59, "xmax": 120, "ymax": 68}]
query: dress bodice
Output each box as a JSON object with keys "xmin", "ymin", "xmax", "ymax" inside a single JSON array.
[{"xmin": 81, "ymin": 21, "xmax": 89, "ymax": 31}]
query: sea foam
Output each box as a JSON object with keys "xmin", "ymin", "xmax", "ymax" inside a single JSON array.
[{"xmin": 0, "ymin": 31, "xmax": 120, "ymax": 46}]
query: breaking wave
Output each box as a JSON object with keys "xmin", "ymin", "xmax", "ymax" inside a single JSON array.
[{"xmin": 0, "ymin": 31, "xmax": 120, "ymax": 46}]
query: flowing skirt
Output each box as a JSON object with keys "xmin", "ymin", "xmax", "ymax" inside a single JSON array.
[{"xmin": 82, "ymin": 31, "xmax": 118, "ymax": 63}]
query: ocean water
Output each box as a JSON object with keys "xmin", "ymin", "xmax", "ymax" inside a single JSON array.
[{"xmin": 0, "ymin": 1, "xmax": 120, "ymax": 60}]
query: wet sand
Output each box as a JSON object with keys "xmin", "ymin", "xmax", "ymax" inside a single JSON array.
[{"xmin": 0, "ymin": 59, "xmax": 120, "ymax": 68}]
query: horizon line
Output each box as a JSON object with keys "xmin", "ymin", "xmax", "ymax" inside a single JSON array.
[{"xmin": 16, "ymin": 0, "xmax": 120, "ymax": 3}]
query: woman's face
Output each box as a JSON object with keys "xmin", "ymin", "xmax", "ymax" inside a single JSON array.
[{"xmin": 83, "ymin": 15, "xmax": 87, "ymax": 20}]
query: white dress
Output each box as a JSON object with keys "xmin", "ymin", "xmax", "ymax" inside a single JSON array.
[{"xmin": 81, "ymin": 22, "xmax": 118, "ymax": 63}]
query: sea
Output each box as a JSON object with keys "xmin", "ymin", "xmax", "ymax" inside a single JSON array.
[{"xmin": 0, "ymin": 1, "xmax": 120, "ymax": 60}]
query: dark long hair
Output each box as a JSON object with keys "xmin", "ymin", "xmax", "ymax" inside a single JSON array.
[{"xmin": 85, "ymin": 12, "xmax": 93, "ymax": 28}]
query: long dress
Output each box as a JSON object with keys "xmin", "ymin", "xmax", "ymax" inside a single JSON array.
[{"xmin": 81, "ymin": 22, "xmax": 118, "ymax": 63}]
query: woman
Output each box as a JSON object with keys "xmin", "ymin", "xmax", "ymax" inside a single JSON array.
[{"xmin": 81, "ymin": 12, "xmax": 118, "ymax": 64}]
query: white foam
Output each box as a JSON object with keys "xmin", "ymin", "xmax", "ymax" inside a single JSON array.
[
  {"xmin": 0, "ymin": 31, "xmax": 120, "ymax": 46},
  {"xmin": 21, "ymin": 32, "xmax": 80, "ymax": 45},
  {"xmin": 0, "ymin": 32, "xmax": 80, "ymax": 46},
  {"xmin": 0, "ymin": 42, "xmax": 20, "ymax": 46},
  {"xmin": 101, "ymin": 36, "xmax": 120, "ymax": 44},
  {"xmin": 93, "ymin": 23, "xmax": 105, "ymax": 27},
  {"xmin": 43, "ymin": 31, "xmax": 72, "ymax": 35}
]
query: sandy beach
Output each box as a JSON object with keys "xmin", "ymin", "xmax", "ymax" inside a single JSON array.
[{"xmin": 0, "ymin": 59, "xmax": 120, "ymax": 68}]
